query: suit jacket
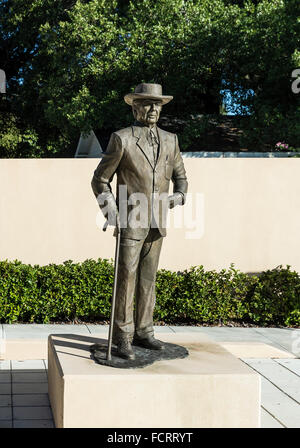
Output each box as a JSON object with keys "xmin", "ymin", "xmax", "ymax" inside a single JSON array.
[{"xmin": 91, "ymin": 124, "xmax": 188, "ymax": 239}]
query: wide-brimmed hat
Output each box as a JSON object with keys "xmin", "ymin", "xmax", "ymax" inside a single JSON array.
[{"xmin": 124, "ymin": 83, "xmax": 173, "ymax": 105}]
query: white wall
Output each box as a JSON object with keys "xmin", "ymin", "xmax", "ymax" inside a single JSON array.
[{"xmin": 0, "ymin": 158, "xmax": 299, "ymax": 273}]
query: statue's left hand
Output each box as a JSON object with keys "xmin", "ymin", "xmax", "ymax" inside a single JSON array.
[{"xmin": 168, "ymin": 192, "xmax": 184, "ymax": 209}]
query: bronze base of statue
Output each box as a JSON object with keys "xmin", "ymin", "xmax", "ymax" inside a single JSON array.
[{"xmin": 89, "ymin": 341, "xmax": 189, "ymax": 369}]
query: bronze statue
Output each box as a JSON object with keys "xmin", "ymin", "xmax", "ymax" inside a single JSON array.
[{"xmin": 91, "ymin": 83, "xmax": 188, "ymax": 361}]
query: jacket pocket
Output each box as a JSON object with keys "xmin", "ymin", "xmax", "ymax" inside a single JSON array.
[{"xmin": 165, "ymin": 162, "xmax": 173, "ymax": 180}]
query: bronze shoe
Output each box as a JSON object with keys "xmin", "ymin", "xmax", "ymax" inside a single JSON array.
[
  {"xmin": 117, "ymin": 338, "xmax": 135, "ymax": 360},
  {"xmin": 133, "ymin": 335, "xmax": 165, "ymax": 350}
]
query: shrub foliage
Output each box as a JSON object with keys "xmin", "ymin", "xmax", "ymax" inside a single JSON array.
[{"xmin": 0, "ymin": 260, "xmax": 299, "ymax": 327}]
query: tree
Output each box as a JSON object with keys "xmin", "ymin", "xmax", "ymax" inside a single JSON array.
[
  {"xmin": 0, "ymin": 0, "xmax": 299, "ymax": 156},
  {"xmin": 222, "ymin": 0, "xmax": 300, "ymax": 149}
]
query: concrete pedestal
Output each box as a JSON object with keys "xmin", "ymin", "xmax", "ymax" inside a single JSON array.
[{"xmin": 48, "ymin": 333, "xmax": 261, "ymax": 428}]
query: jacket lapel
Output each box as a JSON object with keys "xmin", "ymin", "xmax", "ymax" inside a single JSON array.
[
  {"xmin": 156, "ymin": 126, "xmax": 166, "ymax": 168},
  {"xmin": 132, "ymin": 125, "xmax": 168, "ymax": 169},
  {"xmin": 132, "ymin": 125, "xmax": 155, "ymax": 169}
]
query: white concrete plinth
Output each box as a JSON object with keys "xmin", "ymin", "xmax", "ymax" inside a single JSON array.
[{"xmin": 48, "ymin": 333, "xmax": 261, "ymax": 428}]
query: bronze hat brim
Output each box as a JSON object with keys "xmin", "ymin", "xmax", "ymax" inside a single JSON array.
[{"xmin": 124, "ymin": 93, "xmax": 173, "ymax": 106}]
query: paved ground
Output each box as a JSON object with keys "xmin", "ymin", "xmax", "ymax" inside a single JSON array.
[
  {"xmin": 0, "ymin": 324, "xmax": 299, "ymax": 428},
  {"xmin": 0, "ymin": 359, "xmax": 52, "ymax": 428}
]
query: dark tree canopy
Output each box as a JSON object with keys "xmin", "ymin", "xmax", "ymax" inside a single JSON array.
[{"xmin": 0, "ymin": 0, "xmax": 299, "ymax": 156}]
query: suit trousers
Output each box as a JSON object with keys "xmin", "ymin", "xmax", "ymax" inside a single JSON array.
[{"xmin": 112, "ymin": 228, "xmax": 163, "ymax": 343}]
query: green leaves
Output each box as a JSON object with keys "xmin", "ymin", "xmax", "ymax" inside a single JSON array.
[
  {"xmin": 1, "ymin": 0, "xmax": 299, "ymax": 156},
  {"xmin": 0, "ymin": 259, "xmax": 298, "ymax": 326}
]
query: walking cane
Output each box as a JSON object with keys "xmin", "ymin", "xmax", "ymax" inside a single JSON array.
[{"xmin": 103, "ymin": 217, "xmax": 121, "ymax": 361}]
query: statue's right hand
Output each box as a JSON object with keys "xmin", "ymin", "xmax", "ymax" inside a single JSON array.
[
  {"xmin": 105, "ymin": 207, "xmax": 120, "ymax": 228},
  {"xmin": 97, "ymin": 191, "xmax": 120, "ymax": 228}
]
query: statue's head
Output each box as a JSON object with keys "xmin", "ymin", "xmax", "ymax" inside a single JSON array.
[
  {"xmin": 132, "ymin": 99, "xmax": 162, "ymax": 126},
  {"xmin": 124, "ymin": 83, "xmax": 173, "ymax": 126}
]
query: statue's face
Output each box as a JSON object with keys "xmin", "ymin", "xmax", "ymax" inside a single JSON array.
[{"xmin": 133, "ymin": 99, "xmax": 162, "ymax": 126}]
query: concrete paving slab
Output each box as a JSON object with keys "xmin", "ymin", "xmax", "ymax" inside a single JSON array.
[
  {"xmin": 0, "ymin": 384, "xmax": 11, "ymax": 394},
  {"xmin": 11, "ymin": 360, "xmax": 45, "ymax": 370},
  {"xmin": 0, "ymin": 395, "xmax": 11, "ymax": 407},
  {"xmin": 170, "ymin": 326, "xmax": 278, "ymax": 343},
  {"xmin": 261, "ymin": 408, "xmax": 284, "ymax": 428},
  {"xmin": 169, "ymin": 326, "xmax": 211, "ymax": 333},
  {"xmin": 4, "ymin": 339, "xmax": 47, "ymax": 360},
  {"xmin": 3, "ymin": 324, "xmax": 90, "ymax": 339},
  {"xmin": 255, "ymin": 328, "xmax": 299, "ymax": 335},
  {"xmin": 12, "ymin": 372, "xmax": 47, "ymax": 383},
  {"xmin": 153, "ymin": 325, "xmax": 176, "ymax": 333},
  {"xmin": 0, "ymin": 420, "xmax": 12, "ymax": 428},
  {"xmin": 275, "ymin": 359, "xmax": 300, "ymax": 377},
  {"xmin": 12, "ymin": 383, "xmax": 48, "ymax": 394},
  {"xmin": 0, "ymin": 373, "xmax": 11, "ymax": 383},
  {"xmin": 86, "ymin": 324, "xmax": 108, "ymax": 334},
  {"xmin": 242, "ymin": 359, "xmax": 300, "ymax": 428},
  {"xmin": 13, "ymin": 406, "xmax": 53, "ymax": 420},
  {"xmin": 253, "ymin": 328, "xmax": 300, "ymax": 356},
  {"xmin": 87, "ymin": 324, "xmax": 175, "ymax": 335},
  {"xmin": 13, "ymin": 419, "xmax": 54, "ymax": 428},
  {"xmin": 0, "ymin": 360, "xmax": 10, "ymax": 370},
  {"xmin": 243, "ymin": 358, "xmax": 300, "ymax": 403},
  {"xmin": 12, "ymin": 394, "xmax": 50, "ymax": 407},
  {"xmin": 0, "ymin": 407, "xmax": 12, "ymax": 420},
  {"xmin": 199, "ymin": 327, "xmax": 275, "ymax": 343},
  {"xmin": 220, "ymin": 342, "xmax": 294, "ymax": 359}
]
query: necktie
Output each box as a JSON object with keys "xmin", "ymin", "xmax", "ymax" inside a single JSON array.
[{"xmin": 149, "ymin": 128, "xmax": 159, "ymax": 163}]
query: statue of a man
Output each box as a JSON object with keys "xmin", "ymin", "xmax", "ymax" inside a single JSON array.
[{"xmin": 91, "ymin": 83, "xmax": 188, "ymax": 360}]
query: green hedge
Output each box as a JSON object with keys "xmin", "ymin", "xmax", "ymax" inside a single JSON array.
[{"xmin": 0, "ymin": 260, "xmax": 299, "ymax": 327}]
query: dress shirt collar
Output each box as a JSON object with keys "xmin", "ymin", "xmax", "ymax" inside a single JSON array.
[{"xmin": 134, "ymin": 120, "xmax": 159, "ymax": 142}]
